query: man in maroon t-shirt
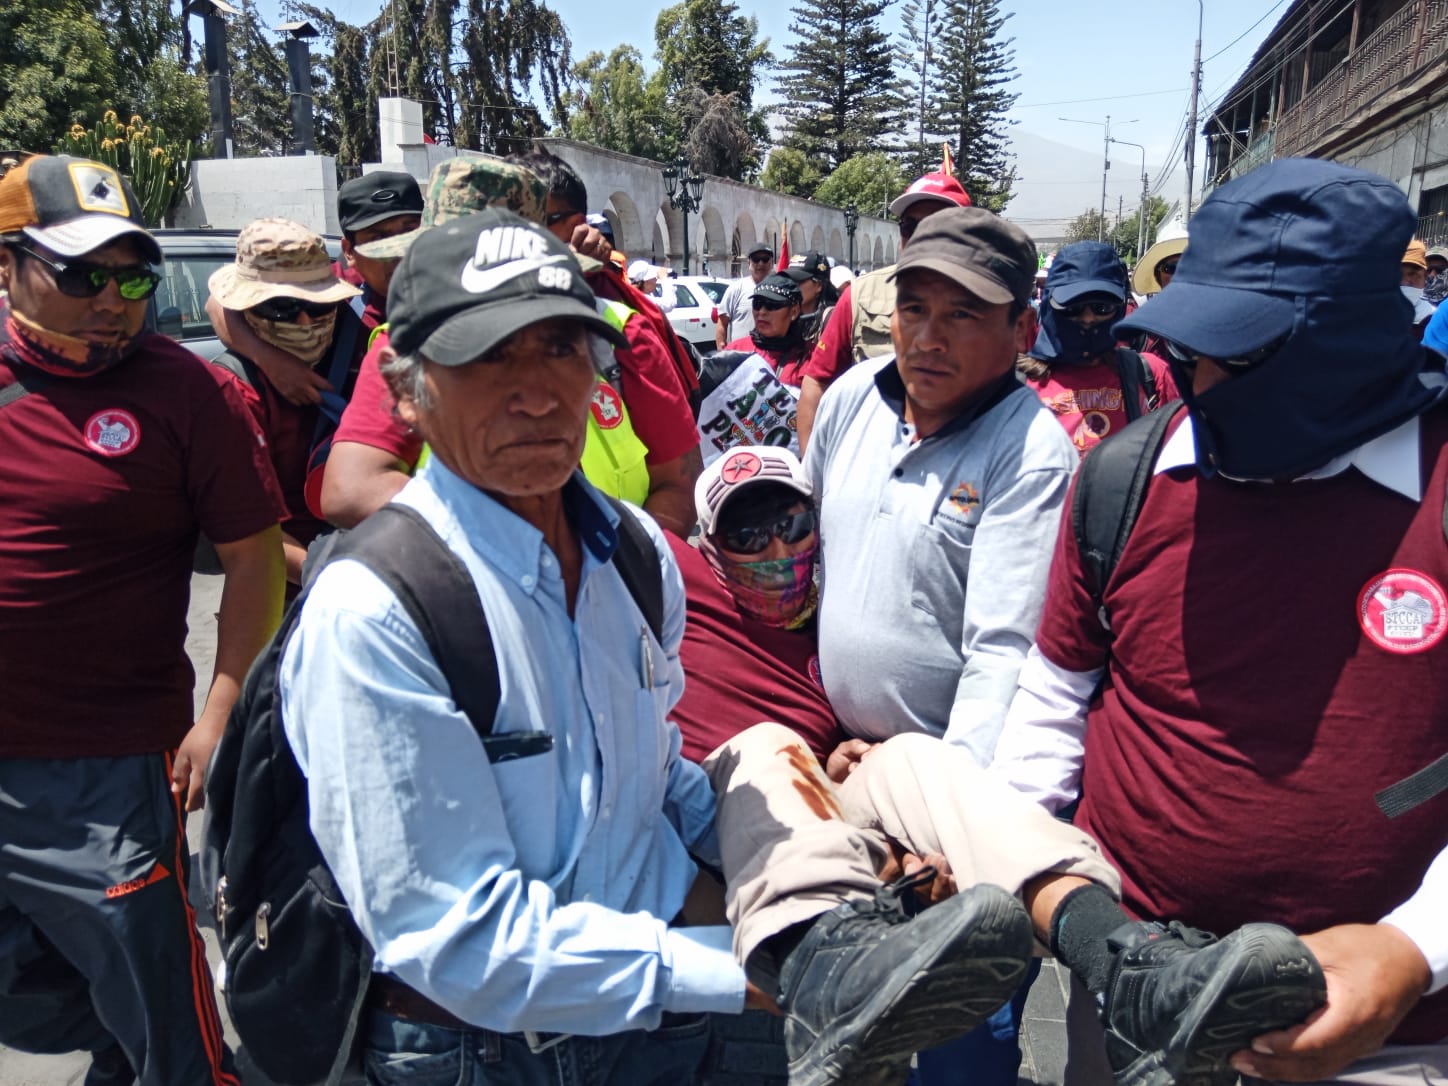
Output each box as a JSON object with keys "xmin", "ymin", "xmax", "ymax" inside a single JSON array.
[
  {"xmin": 684, "ymin": 446, "xmax": 1328, "ymax": 1086},
  {"xmin": 996, "ymin": 159, "xmax": 1448, "ymax": 1083},
  {"xmin": 0, "ymin": 156, "xmax": 285, "ymax": 1083}
]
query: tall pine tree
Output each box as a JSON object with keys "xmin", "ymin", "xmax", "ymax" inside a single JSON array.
[
  {"xmin": 895, "ymin": 0, "xmax": 938, "ymax": 179},
  {"xmin": 927, "ymin": 0, "xmax": 1019, "ymax": 210},
  {"xmin": 775, "ymin": 0, "xmax": 902, "ymax": 175}
]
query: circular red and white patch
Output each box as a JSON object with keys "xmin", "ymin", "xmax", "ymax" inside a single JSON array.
[
  {"xmin": 83, "ymin": 409, "xmax": 141, "ymax": 457},
  {"xmin": 589, "ymin": 383, "xmax": 624, "ymax": 430},
  {"xmin": 1357, "ymin": 568, "xmax": 1447, "ymax": 654},
  {"xmin": 720, "ymin": 450, "xmax": 762, "ymax": 484},
  {"xmin": 807, "ymin": 654, "xmax": 824, "ymax": 688}
]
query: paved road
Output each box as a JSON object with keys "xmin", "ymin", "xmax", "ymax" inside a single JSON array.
[{"xmin": 0, "ymin": 573, "xmax": 1099, "ymax": 1085}]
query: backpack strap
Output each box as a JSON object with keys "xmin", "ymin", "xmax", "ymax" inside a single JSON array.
[
  {"xmin": 0, "ymin": 365, "xmax": 54, "ymax": 409},
  {"xmin": 331, "ymin": 504, "xmax": 500, "ymax": 738},
  {"xmin": 1072, "ymin": 403, "xmax": 1183, "ymax": 633},
  {"xmin": 602, "ymin": 495, "xmax": 665, "ymax": 644},
  {"xmin": 1114, "ymin": 347, "xmax": 1158, "ymax": 422}
]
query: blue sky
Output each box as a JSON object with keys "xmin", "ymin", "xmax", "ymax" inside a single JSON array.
[{"xmin": 265, "ymin": 0, "xmax": 1288, "ymax": 218}]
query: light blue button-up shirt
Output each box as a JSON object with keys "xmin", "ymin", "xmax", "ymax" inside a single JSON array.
[{"xmin": 279, "ymin": 456, "xmax": 744, "ymax": 1036}]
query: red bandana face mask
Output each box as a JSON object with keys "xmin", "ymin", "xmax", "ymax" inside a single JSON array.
[{"xmin": 1, "ymin": 310, "xmax": 139, "ymax": 377}]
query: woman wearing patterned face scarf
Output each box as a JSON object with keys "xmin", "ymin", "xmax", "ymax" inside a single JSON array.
[
  {"xmin": 207, "ymin": 218, "xmax": 362, "ymax": 585},
  {"xmin": 1018, "ymin": 241, "xmax": 1178, "ymax": 457}
]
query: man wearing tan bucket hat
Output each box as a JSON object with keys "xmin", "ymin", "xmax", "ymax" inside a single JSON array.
[
  {"xmin": 0, "ymin": 155, "xmax": 285, "ymax": 1084},
  {"xmin": 208, "ymin": 217, "xmax": 365, "ymax": 585}
]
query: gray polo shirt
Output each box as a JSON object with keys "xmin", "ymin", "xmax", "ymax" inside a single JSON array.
[
  {"xmin": 804, "ymin": 356, "xmax": 1077, "ymax": 765},
  {"xmin": 719, "ymin": 276, "xmax": 758, "ymax": 340}
]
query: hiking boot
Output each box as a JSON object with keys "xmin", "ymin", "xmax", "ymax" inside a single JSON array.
[
  {"xmin": 777, "ymin": 874, "xmax": 1034, "ymax": 1086},
  {"xmin": 1102, "ymin": 920, "xmax": 1327, "ymax": 1086}
]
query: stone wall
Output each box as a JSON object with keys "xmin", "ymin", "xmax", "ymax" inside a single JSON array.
[{"xmin": 173, "ymin": 155, "xmax": 341, "ymax": 234}]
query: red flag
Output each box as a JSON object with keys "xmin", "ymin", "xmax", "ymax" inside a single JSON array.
[{"xmin": 778, "ymin": 232, "xmax": 790, "ymax": 272}]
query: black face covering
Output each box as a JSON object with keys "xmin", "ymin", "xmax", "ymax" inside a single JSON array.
[
  {"xmin": 1171, "ymin": 292, "xmax": 1442, "ymax": 480},
  {"xmin": 751, "ymin": 321, "xmax": 806, "ymax": 355},
  {"xmin": 1031, "ymin": 302, "xmax": 1122, "ymax": 365}
]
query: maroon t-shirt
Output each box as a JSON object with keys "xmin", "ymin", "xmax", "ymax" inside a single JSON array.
[
  {"xmin": 1036, "ymin": 408, "xmax": 1448, "ymax": 1044},
  {"xmin": 667, "ymin": 536, "xmax": 841, "ymax": 764},
  {"xmin": 0, "ymin": 333, "xmax": 285, "ymax": 759}
]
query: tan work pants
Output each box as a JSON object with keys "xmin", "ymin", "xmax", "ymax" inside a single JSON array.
[{"xmin": 702, "ymin": 722, "xmax": 1121, "ymax": 987}]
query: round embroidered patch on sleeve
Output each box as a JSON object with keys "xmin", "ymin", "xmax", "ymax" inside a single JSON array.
[
  {"xmin": 1357, "ymin": 569, "xmax": 1447, "ymax": 654},
  {"xmin": 83, "ymin": 409, "xmax": 141, "ymax": 457},
  {"xmin": 589, "ymin": 382, "xmax": 624, "ymax": 430}
]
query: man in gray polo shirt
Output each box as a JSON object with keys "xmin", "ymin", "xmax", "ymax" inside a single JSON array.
[{"xmin": 804, "ymin": 207, "xmax": 1076, "ymax": 770}]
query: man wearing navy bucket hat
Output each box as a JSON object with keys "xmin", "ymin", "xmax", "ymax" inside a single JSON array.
[{"xmin": 995, "ymin": 158, "xmax": 1448, "ymax": 1083}]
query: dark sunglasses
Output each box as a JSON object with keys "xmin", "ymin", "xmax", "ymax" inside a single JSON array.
[
  {"xmin": 748, "ymin": 253, "xmax": 773, "ymax": 264},
  {"xmin": 16, "ymin": 245, "xmax": 161, "ymax": 301},
  {"xmin": 545, "ymin": 210, "xmax": 579, "ymax": 227},
  {"xmin": 1162, "ymin": 335, "xmax": 1287, "ymax": 373},
  {"xmin": 719, "ymin": 508, "xmax": 817, "ymax": 555},
  {"xmin": 248, "ymin": 296, "xmax": 339, "ymax": 323},
  {"xmin": 752, "ymin": 298, "xmax": 791, "ymax": 311},
  {"xmin": 1158, "ymin": 260, "xmax": 1180, "ymax": 276},
  {"xmin": 898, "ymin": 217, "xmax": 923, "ymax": 240},
  {"xmin": 1050, "ymin": 298, "xmax": 1122, "ymax": 319}
]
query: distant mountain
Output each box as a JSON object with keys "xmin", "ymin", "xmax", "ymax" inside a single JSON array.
[{"xmin": 1004, "ymin": 129, "xmax": 1162, "ymax": 242}]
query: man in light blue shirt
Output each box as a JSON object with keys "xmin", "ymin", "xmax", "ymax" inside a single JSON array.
[{"xmin": 279, "ymin": 208, "xmax": 1046, "ymax": 1086}]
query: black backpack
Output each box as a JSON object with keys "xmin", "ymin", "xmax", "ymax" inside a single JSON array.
[
  {"xmin": 1072, "ymin": 402, "xmax": 1448, "ymax": 819},
  {"xmin": 201, "ymin": 497, "xmax": 663, "ymax": 1085},
  {"xmin": 1071, "ymin": 402, "xmax": 1182, "ymax": 635}
]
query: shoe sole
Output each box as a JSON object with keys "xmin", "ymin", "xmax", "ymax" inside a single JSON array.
[
  {"xmin": 787, "ymin": 884, "xmax": 1034, "ymax": 1086},
  {"xmin": 1114, "ymin": 923, "xmax": 1327, "ymax": 1086}
]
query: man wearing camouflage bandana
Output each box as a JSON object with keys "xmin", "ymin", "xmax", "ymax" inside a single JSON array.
[{"xmin": 318, "ymin": 157, "xmax": 680, "ymax": 531}]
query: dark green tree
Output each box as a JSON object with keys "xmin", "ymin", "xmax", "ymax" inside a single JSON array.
[
  {"xmin": 98, "ymin": 0, "xmax": 208, "ymax": 143},
  {"xmin": 775, "ymin": 0, "xmax": 902, "ymax": 173},
  {"xmin": 895, "ymin": 0, "xmax": 939, "ymax": 178},
  {"xmin": 760, "ymin": 146, "xmax": 823, "ymax": 198},
  {"xmin": 653, "ymin": 0, "xmax": 772, "ymax": 179},
  {"xmin": 226, "ymin": 0, "xmax": 290, "ymax": 156},
  {"xmin": 813, "ymin": 151, "xmax": 906, "ymax": 215},
  {"xmin": 559, "ymin": 46, "xmax": 672, "ymax": 161},
  {"xmin": 0, "ymin": 0, "xmax": 118, "ymax": 152},
  {"xmin": 367, "ymin": 0, "xmax": 572, "ymax": 155},
  {"xmin": 926, "ymin": 0, "xmax": 1019, "ymax": 210}
]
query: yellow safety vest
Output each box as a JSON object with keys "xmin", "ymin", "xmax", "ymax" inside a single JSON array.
[
  {"xmin": 399, "ymin": 305, "xmax": 652, "ymax": 507},
  {"xmin": 580, "ymin": 300, "xmax": 651, "ymax": 506}
]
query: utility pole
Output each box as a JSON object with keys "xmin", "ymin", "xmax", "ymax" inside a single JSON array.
[
  {"xmin": 1062, "ymin": 116, "xmax": 1136, "ymax": 243},
  {"xmin": 1111, "ymin": 137, "xmax": 1149, "ymax": 261},
  {"xmin": 1185, "ymin": 0, "xmax": 1203, "ymax": 221}
]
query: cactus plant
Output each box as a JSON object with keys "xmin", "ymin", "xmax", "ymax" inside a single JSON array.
[{"xmin": 55, "ymin": 112, "xmax": 193, "ymax": 228}]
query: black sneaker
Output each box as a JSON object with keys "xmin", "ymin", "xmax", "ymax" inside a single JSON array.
[
  {"xmin": 777, "ymin": 874, "xmax": 1034, "ymax": 1086},
  {"xmin": 1103, "ymin": 920, "xmax": 1327, "ymax": 1086}
]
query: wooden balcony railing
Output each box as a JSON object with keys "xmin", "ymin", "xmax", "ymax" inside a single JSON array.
[{"xmin": 1274, "ymin": 0, "xmax": 1448, "ymax": 158}]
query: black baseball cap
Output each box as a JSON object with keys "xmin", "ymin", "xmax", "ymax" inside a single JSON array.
[
  {"xmin": 890, "ymin": 207, "xmax": 1037, "ymax": 307},
  {"xmin": 338, "ymin": 171, "xmax": 424, "ymax": 233},
  {"xmin": 387, "ymin": 207, "xmax": 628, "ymax": 366},
  {"xmin": 752, "ymin": 274, "xmax": 802, "ymax": 306},
  {"xmin": 747, "ymin": 241, "xmax": 774, "ymax": 259},
  {"xmin": 785, "ymin": 249, "xmax": 831, "ymax": 284}
]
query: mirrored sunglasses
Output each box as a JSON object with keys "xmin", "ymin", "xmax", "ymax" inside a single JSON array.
[
  {"xmin": 1162, "ymin": 335, "xmax": 1288, "ymax": 374},
  {"xmin": 719, "ymin": 508, "xmax": 817, "ymax": 555},
  {"xmin": 1049, "ymin": 298, "xmax": 1122, "ymax": 319},
  {"xmin": 16, "ymin": 245, "xmax": 161, "ymax": 301},
  {"xmin": 248, "ymin": 296, "xmax": 340, "ymax": 323}
]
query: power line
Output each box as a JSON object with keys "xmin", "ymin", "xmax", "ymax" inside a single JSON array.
[
  {"xmin": 1204, "ymin": 0, "xmax": 1292, "ymax": 63},
  {"xmin": 1014, "ymin": 88, "xmax": 1189, "ymax": 109}
]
